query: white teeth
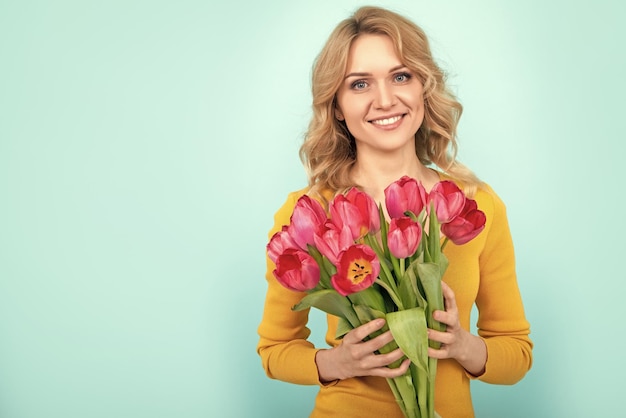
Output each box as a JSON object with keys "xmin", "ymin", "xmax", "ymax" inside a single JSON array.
[{"xmin": 371, "ymin": 115, "xmax": 402, "ymax": 125}]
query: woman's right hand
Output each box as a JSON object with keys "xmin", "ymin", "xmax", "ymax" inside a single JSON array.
[{"xmin": 315, "ymin": 318, "xmax": 410, "ymax": 383}]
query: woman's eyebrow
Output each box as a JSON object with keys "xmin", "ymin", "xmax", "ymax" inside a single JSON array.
[
  {"xmin": 344, "ymin": 65, "xmax": 408, "ymax": 80},
  {"xmin": 344, "ymin": 71, "xmax": 371, "ymax": 80}
]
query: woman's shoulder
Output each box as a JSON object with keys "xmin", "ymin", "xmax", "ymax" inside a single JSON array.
[
  {"xmin": 273, "ymin": 186, "xmax": 309, "ymax": 217},
  {"xmin": 284, "ymin": 187, "xmax": 311, "ymax": 205},
  {"xmin": 279, "ymin": 186, "xmax": 334, "ymax": 209},
  {"xmin": 473, "ymin": 182, "xmax": 508, "ymax": 218}
]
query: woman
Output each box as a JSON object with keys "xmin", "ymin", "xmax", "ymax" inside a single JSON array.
[{"xmin": 257, "ymin": 6, "xmax": 532, "ymax": 418}]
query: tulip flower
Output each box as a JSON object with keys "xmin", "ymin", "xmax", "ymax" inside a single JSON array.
[
  {"xmin": 387, "ymin": 217, "xmax": 422, "ymax": 259},
  {"xmin": 267, "ymin": 226, "xmax": 299, "ymax": 263},
  {"xmin": 330, "ymin": 187, "xmax": 380, "ymax": 240},
  {"xmin": 441, "ymin": 198, "xmax": 486, "ymax": 245},
  {"xmin": 384, "ymin": 175, "xmax": 428, "ymax": 219},
  {"xmin": 289, "ymin": 195, "xmax": 328, "ymax": 251},
  {"xmin": 314, "ymin": 220, "xmax": 354, "ymax": 265},
  {"xmin": 429, "ymin": 180, "xmax": 466, "ymax": 223},
  {"xmin": 331, "ymin": 244, "xmax": 380, "ymax": 296},
  {"xmin": 273, "ymin": 248, "xmax": 321, "ymax": 292}
]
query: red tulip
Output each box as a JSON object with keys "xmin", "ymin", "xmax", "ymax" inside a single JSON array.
[
  {"xmin": 387, "ymin": 217, "xmax": 422, "ymax": 259},
  {"xmin": 314, "ymin": 220, "xmax": 354, "ymax": 265},
  {"xmin": 331, "ymin": 244, "xmax": 380, "ymax": 296},
  {"xmin": 384, "ymin": 176, "xmax": 428, "ymax": 219},
  {"xmin": 429, "ymin": 181, "xmax": 466, "ymax": 224},
  {"xmin": 289, "ymin": 195, "xmax": 328, "ymax": 251},
  {"xmin": 273, "ymin": 248, "xmax": 321, "ymax": 292},
  {"xmin": 330, "ymin": 188, "xmax": 380, "ymax": 240},
  {"xmin": 441, "ymin": 198, "xmax": 486, "ymax": 245},
  {"xmin": 267, "ymin": 226, "xmax": 299, "ymax": 263}
]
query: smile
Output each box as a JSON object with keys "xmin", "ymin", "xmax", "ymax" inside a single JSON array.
[{"xmin": 369, "ymin": 114, "xmax": 404, "ymax": 126}]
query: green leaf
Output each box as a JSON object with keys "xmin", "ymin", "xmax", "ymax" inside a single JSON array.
[
  {"xmin": 397, "ymin": 268, "xmax": 418, "ymax": 309},
  {"xmin": 416, "ymin": 262, "xmax": 447, "ymax": 343},
  {"xmin": 335, "ymin": 317, "xmax": 353, "ymax": 339},
  {"xmin": 307, "ymin": 245, "xmax": 337, "ymax": 289},
  {"xmin": 428, "ymin": 202, "xmax": 441, "ymax": 264},
  {"xmin": 353, "ymin": 304, "xmax": 386, "ymax": 323},
  {"xmin": 392, "ymin": 372, "xmax": 420, "ymax": 418},
  {"xmin": 348, "ymin": 286, "xmax": 386, "ymax": 313},
  {"xmin": 386, "ymin": 307, "xmax": 429, "ymax": 375},
  {"xmin": 379, "ymin": 204, "xmax": 390, "ymax": 259},
  {"xmin": 405, "ymin": 260, "xmax": 426, "ymax": 308},
  {"xmin": 293, "ymin": 289, "xmax": 360, "ymax": 328}
]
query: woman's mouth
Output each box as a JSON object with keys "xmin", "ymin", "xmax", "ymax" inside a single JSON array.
[{"xmin": 369, "ymin": 114, "xmax": 405, "ymax": 129}]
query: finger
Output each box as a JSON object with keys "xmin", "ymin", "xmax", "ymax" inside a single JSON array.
[
  {"xmin": 354, "ymin": 346, "xmax": 405, "ymax": 371},
  {"xmin": 344, "ymin": 318, "xmax": 386, "ymax": 344},
  {"xmin": 432, "ymin": 309, "xmax": 456, "ymax": 327},
  {"xmin": 428, "ymin": 346, "xmax": 450, "ymax": 360},
  {"xmin": 441, "ymin": 281, "xmax": 458, "ymax": 313},
  {"xmin": 369, "ymin": 346, "xmax": 406, "ymax": 368},
  {"xmin": 362, "ymin": 330, "xmax": 395, "ymax": 353},
  {"xmin": 370, "ymin": 358, "xmax": 411, "ymax": 379},
  {"xmin": 427, "ymin": 328, "xmax": 454, "ymax": 345}
]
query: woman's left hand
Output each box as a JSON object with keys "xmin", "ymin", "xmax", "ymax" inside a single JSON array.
[{"xmin": 426, "ymin": 281, "xmax": 487, "ymax": 376}]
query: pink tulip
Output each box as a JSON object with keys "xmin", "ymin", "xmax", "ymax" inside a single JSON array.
[
  {"xmin": 387, "ymin": 217, "xmax": 422, "ymax": 259},
  {"xmin": 289, "ymin": 195, "xmax": 328, "ymax": 251},
  {"xmin": 267, "ymin": 226, "xmax": 299, "ymax": 263},
  {"xmin": 429, "ymin": 181, "xmax": 466, "ymax": 224},
  {"xmin": 441, "ymin": 198, "xmax": 486, "ymax": 245},
  {"xmin": 273, "ymin": 248, "xmax": 321, "ymax": 292},
  {"xmin": 330, "ymin": 188, "xmax": 380, "ymax": 240},
  {"xmin": 384, "ymin": 176, "xmax": 428, "ymax": 219},
  {"xmin": 314, "ymin": 221, "xmax": 354, "ymax": 265},
  {"xmin": 331, "ymin": 244, "xmax": 380, "ymax": 296}
]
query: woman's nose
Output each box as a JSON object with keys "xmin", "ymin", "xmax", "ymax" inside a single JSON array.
[{"xmin": 374, "ymin": 84, "xmax": 396, "ymax": 109}]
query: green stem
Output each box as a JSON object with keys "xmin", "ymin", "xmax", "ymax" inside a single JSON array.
[
  {"xmin": 386, "ymin": 378, "xmax": 408, "ymax": 417},
  {"xmin": 440, "ymin": 237, "xmax": 449, "ymax": 251},
  {"xmin": 365, "ymin": 233, "xmax": 385, "ymax": 257},
  {"xmin": 428, "ymin": 357, "xmax": 438, "ymax": 418},
  {"xmin": 375, "ymin": 254, "xmax": 402, "ymax": 305},
  {"xmin": 374, "ymin": 279, "xmax": 404, "ymax": 310},
  {"xmin": 393, "ymin": 371, "xmax": 420, "ymax": 418}
]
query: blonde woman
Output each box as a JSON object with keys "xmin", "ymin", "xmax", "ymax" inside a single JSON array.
[{"xmin": 258, "ymin": 6, "xmax": 532, "ymax": 417}]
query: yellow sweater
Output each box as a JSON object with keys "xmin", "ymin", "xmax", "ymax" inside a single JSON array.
[{"xmin": 257, "ymin": 183, "xmax": 533, "ymax": 418}]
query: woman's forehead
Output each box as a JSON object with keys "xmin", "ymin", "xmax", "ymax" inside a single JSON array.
[{"xmin": 345, "ymin": 34, "xmax": 404, "ymax": 75}]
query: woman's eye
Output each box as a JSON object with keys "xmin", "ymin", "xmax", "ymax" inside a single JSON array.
[
  {"xmin": 394, "ymin": 73, "xmax": 411, "ymax": 83},
  {"xmin": 351, "ymin": 80, "xmax": 368, "ymax": 90}
]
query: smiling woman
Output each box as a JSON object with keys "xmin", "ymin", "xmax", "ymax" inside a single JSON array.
[
  {"xmin": 257, "ymin": 6, "xmax": 532, "ymax": 418},
  {"xmin": 335, "ymin": 35, "xmax": 426, "ymax": 162}
]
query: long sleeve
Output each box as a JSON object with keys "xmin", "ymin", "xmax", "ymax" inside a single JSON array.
[
  {"xmin": 473, "ymin": 186, "xmax": 533, "ymax": 384},
  {"xmin": 256, "ymin": 189, "xmax": 323, "ymax": 385}
]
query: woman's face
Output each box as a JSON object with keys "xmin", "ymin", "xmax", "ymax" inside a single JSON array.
[{"xmin": 335, "ymin": 34, "xmax": 425, "ymax": 156}]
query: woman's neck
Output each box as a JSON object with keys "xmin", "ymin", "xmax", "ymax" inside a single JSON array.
[{"xmin": 350, "ymin": 152, "xmax": 440, "ymax": 204}]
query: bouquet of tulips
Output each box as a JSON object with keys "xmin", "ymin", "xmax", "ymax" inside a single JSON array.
[{"xmin": 267, "ymin": 176, "xmax": 486, "ymax": 418}]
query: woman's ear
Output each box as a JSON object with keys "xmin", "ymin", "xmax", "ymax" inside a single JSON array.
[{"xmin": 335, "ymin": 108, "xmax": 345, "ymax": 121}]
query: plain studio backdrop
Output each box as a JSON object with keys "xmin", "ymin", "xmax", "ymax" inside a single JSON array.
[{"xmin": 1, "ymin": 1, "xmax": 624, "ymax": 417}]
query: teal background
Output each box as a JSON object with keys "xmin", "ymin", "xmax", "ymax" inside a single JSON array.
[{"xmin": 1, "ymin": 0, "xmax": 624, "ymax": 417}]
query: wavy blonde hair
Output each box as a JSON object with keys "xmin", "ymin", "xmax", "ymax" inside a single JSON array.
[{"xmin": 300, "ymin": 6, "xmax": 482, "ymax": 200}]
